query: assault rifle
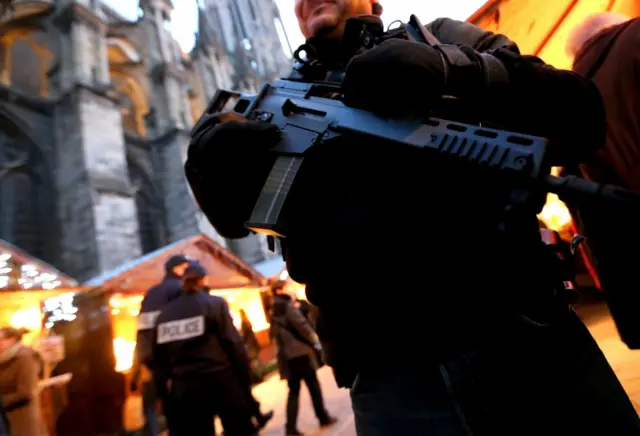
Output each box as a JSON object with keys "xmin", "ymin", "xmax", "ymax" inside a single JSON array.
[{"xmin": 193, "ymin": 79, "xmax": 640, "ymax": 238}]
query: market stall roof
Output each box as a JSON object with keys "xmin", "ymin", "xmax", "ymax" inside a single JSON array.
[
  {"xmin": 0, "ymin": 239, "xmax": 78, "ymax": 291},
  {"xmin": 83, "ymin": 234, "xmax": 267, "ymax": 292},
  {"xmin": 468, "ymin": 0, "xmax": 640, "ymax": 70}
]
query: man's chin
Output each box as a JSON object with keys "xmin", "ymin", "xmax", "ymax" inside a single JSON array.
[{"xmin": 308, "ymin": 17, "xmax": 343, "ymax": 40}]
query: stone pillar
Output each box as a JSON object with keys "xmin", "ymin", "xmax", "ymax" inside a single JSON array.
[
  {"xmin": 194, "ymin": 56, "xmax": 217, "ymax": 101},
  {"xmin": 139, "ymin": 0, "xmax": 201, "ymax": 243},
  {"xmin": 52, "ymin": 2, "xmax": 142, "ymax": 280}
]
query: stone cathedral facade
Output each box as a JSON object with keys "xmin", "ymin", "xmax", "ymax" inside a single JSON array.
[{"xmin": 0, "ymin": 0, "xmax": 291, "ymax": 281}]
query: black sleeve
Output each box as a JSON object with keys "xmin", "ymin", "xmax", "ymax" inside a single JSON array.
[
  {"xmin": 489, "ymin": 49, "xmax": 606, "ymax": 166},
  {"xmin": 427, "ymin": 17, "xmax": 519, "ymax": 53},
  {"xmin": 426, "ymin": 18, "xmax": 605, "ymax": 166}
]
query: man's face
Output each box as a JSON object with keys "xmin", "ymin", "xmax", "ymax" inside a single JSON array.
[
  {"xmin": 0, "ymin": 333, "xmax": 15, "ymax": 353},
  {"xmin": 295, "ymin": 0, "xmax": 377, "ymax": 40},
  {"xmin": 173, "ymin": 262, "xmax": 190, "ymax": 277}
]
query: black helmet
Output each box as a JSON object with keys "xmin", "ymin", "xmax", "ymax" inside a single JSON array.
[
  {"xmin": 165, "ymin": 254, "xmax": 189, "ymax": 273},
  {"xmin": 183, "ymin": 262, "xmax": 207, "ymax": 280}
]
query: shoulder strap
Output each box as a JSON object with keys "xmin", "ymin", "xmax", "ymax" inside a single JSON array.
[{"xmin": 405, "ymin": 14, "xmax": 441, "ymax": 45}]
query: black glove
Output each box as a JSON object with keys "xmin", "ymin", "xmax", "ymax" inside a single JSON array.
[
  {"xmin": 185, "ymin": 119, "xmax": 281, "ymax": 239},
  {"xmin": 341, "ymin": 39, "xmax": 447, "ymax": 116}
]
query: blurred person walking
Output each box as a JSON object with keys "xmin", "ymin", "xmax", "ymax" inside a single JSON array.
[
  {"xmin": 239, "ymin": 309, "xmax": 263, "ymax": 383},
  {"xmin": 0, "ymin": 327, "xmax": 47, "ymax": 436},
  {"xmin": 271, "ymin": 282, "xmax": 336, "ymax": 436},
  {"xmin": 239, "ymin": 309, "xmax": 274, "ymax": 430},
  {"xmin": 294, "ymin": 300, "xmax": 317, "ymax": 329},
  {"xmin": 153, "ymin": 262, "xmax": 257, "ymax": 436}
]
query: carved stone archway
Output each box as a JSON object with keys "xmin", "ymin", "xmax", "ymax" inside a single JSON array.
[{"xmin": 0, "ymin": 114, "xmax": 53, "ymax": 260}]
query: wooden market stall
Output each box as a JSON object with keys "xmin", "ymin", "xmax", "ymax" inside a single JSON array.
[
  {"xmin": 0, "ymin": 239, "xmax": 79, "ymax": 336},
  {"xmin": 64, "ymin": 234, "xmax": 273, "ymax": 433},
  {"xmin": 0, "ymin": 239, "xmax": 79, "ymax": 436},
  {"xmin": 83, "ymin": 233, "xmax": 272, "ymax": 375}
]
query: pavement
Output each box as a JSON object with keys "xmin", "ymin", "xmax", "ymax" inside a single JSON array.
[
  {"xmin": 251, "ymin": 367, "xmax": 356, "ymax": 436},
  {"xmin": 576, "ymin": 302, "xmax": 640, "ymax": 413},
  {"xmin": 249, "ymin": 302, "xmax": 640, "ymax": 436},
  {"xmin": 159, "ymin": 301, "xmax": 638, "ymax": 436}
]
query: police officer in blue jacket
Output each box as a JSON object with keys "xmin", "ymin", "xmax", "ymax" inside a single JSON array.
[
  {"xmin": 131, "ymin": 254, "xmax": 190, "ymax": 435},
  {"xmin": 152, "ymin": 262, "xmax": 257, "ymax": 436}
]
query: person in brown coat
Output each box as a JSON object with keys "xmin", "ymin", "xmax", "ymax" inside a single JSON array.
[
  {"xmin": 270, "ymin": 282, "xmax": 336, "ymax": 436},
  {"xmin": 566, "ymin": 13, "xmax": 640, "ymax": 349},
  {"xmin": 0, "ymin": 326, "xmax": 47, "ymax": 436}
]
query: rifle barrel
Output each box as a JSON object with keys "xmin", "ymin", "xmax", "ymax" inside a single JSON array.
[{"xmin": 543, "ymin": 174, "xmax": 640, "ymax": 210}]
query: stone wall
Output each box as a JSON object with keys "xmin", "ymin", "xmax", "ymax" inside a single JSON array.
[
  {"xmin": 54, "ymin": 90, "xmax": 101, "ymax": 279},
  {"xmin": 53, "ymin": 86, "xmax": 141, "ymax": 280},
  {"xmin": 78, "ymin": 87, "xmax": 141, "ymax": 274},
  {"xmin": 150, "ymin": 130, "xmax": 200, "ymax": 243},
  {"xmin": 92, "ymin": 193, "xmax": 140, "ymax": 272}
]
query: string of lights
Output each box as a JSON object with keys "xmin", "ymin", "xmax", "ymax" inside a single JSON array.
[{"xmin": 0, "ymin": 252, "xmax": 63, "ymax": 290}]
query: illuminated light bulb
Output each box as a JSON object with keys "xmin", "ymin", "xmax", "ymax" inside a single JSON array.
[
  {"xmin": 113, "ymin": 337, "xmax": 136, "ymax": 373},
  {"xmin": 538, "ymin": 194, "xmax": 572, "ymax": 232},
  {"xmin": 10, "ymin": 307, "xmax": 42, "ymax": 333}
]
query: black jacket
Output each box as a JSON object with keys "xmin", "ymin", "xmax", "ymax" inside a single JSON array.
[
  {"xmin": 270, "ymin": 294, "xmax": 320, "ymax": 380},
  {"xmin": 187, "ymin": 17, "xmax": 606, "ymax": 388},
  {"xmin": 134, "ymin": 275, "xmax": 183, "ymax": 368},
  {"xmin": 283, "ymin": 18, "xmax": 606, "ymax": 387},
  {"xmin": 152, "ymin": 290, "xmax": 250, "ymax": 394}
]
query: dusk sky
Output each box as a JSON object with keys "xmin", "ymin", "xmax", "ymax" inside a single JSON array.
[{"xmin": 103, "ymin": 0, "xmax": 485, "ymax": 55}]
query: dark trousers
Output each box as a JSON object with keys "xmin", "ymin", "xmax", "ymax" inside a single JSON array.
[
  {"xmin": 286, "ymin": 355, "xmax": 329, "ymax": 432},
  {"xmin": 173, "ymin": 371, "xmax": 257, "ymax": 436},
  {"xmin": 141, "ymin": 381, "xmax": 160, "ymax": 436},
  {"xmin": 351, "ymin": 309, "xmax": 640, "ymax": 436}
]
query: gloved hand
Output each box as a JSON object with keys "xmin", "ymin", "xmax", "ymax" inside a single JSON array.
[
  {"xmin": 129, "ymin": 380, "xmax": 138, "ymax": 393},
  {"xmin": 341, "ymin": 39, "xmax": 447, "ymax": 116},
  {"xmin": 185, "ymin": 119, "xmax": 281, "ymax": 239}
]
